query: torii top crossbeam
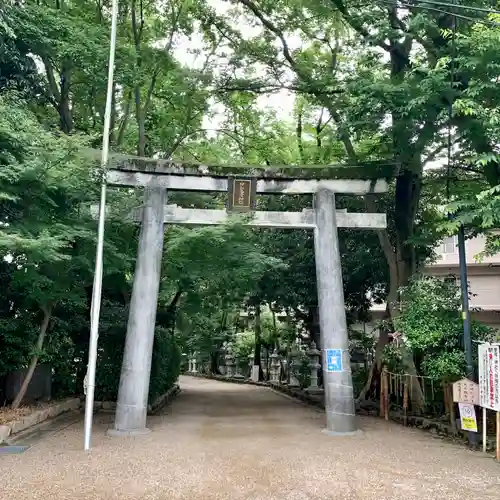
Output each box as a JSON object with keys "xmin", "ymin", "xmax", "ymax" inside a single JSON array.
[{"xmin": 87, "ymin": 150, "xmax": 395, "ymax": 195}]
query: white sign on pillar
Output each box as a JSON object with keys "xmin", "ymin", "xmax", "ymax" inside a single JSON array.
[{"xmin": 478, "ymin": 343, "xmax": 500, "ymax": 411}]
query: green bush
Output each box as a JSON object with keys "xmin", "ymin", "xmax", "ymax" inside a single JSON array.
[
  {"xmin": 381, "ymin": 343, "xmax": 404, "ymax": 374},
  {"xmin": 395, "ymin": 275, "xmax": 494, "ymax": 382},
  {"xmin": 351, "ymin": 366, "xmax": 370, "ymax": 398},
  {"xmin": 94, "ymin": 320, "xmax": 181, "ymax": 403},
  {"xmin": 94, "ymin": 301, "xmax": 128, "ymax": 401},
  {"xmin": 296, "ymin": 352, "xmax": 311, "ymax": 388},
  {"xmin": 149, "ymin": 327, "xmax": 181, "ymax": 403}
]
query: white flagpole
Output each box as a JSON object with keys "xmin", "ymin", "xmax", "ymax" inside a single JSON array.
[{"xmin": 83, "ymin": 0, "xmax": 119, "ymax": 451}]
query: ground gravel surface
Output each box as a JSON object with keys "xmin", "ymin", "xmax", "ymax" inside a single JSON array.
[{"xmin": 1, "ymin": 376, "xmax": 499, "ymax": 500}]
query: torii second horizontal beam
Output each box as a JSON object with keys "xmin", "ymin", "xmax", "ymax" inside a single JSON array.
[{"xmin": 129, "ymin": 206, "xmax": 387, "ymax": 229}]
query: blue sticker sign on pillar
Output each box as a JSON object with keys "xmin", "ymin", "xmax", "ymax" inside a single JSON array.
[{"xmin": 326, "ymin": 349, "xmax": 343, "ymax": 372}]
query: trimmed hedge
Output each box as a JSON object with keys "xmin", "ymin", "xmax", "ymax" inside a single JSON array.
[
  {"xmin": 95, "ymin": 324, "xmax": 181, "ymax": 403},
  {"xmin": 149, "ymin": 327, "xmax": 181, "ymax": 403}
]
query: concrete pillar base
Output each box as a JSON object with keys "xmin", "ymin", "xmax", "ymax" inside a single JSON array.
[
  {"xmin": 323, "ymin": 409, "xmax": 357, "ymax": 434},
  {"xmin": 107, "ymin": 428, "xmax": 152, "ymax": 438},
  {"xmin": 322, "ymin": 428, "xmax": 363, "ymax": 437},
  {"xmin": 305, "ymin": 387, "xmax": 324, "ymax": 395}
]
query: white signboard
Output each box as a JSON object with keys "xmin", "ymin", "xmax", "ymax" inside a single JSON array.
[
  {"xmin": 478, "ymin": 343, "xmax": 500, "ymax": 411},
  {"xmin": 458, "ymin": 402, "xmax": 478, "ymax": 432}
]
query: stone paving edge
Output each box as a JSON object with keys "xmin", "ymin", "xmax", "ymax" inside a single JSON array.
[
  {"xmin": 0, "ymin": 383, "xmax": 181, "ymax": 444},
  {"xmin": 0, "ymin": 397, "xmax": 80, "ymax": 444}
]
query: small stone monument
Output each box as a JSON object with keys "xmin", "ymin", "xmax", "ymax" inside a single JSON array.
[
  {"xmin": 281, "ymin": 358, "xmax": 288, "ymax": 383},
  {"xmin": 270, "ymin": 348, "xmax": 281, "ymax": 384},
  {"xmin": 192, "ymin": 352, "xmax": 198, "ymax": 374},
  {"xmin": 289, "ymin": 346, "xmax": 301, "ymax": 388},
  {"xmin": 248, "ymin": 351, "xmax": 255, "ymax": 378},
  {"xmin": 219, "ymin": 359, "xmax": 226, "ymax": 376},
  {"xmin": 225, "ymin": 348, "xmax": 235, "ymax": 378}
]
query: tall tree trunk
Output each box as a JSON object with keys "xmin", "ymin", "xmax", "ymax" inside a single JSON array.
[
  {"xmin": 392, "ymin": 169, "xmax": 426, "ymax": 411},
  {"xmin": 357, "ymin": 307, "xmax": 390, "ymax": 401},
  {"xmin": 271, "ymin": 305, "xmax": 277, "ymax": 331},
  {"xmin": 166, "ymin": 288, "xmax": 182, "ymax": 334},
  {"xmin": 131, "ymin": 0, "xmax": 147, "ymax": 158},
  {"xmin": 357, "ymin": 196, "xmax": 399, "ymax": 401},
  {"xmin": 11, "ymin": 304, "xmax": 53, "ymax": 410},
  {"xmin": 361, "ymin": 179, "xmax": 426, "ymax": 410},
  {"xmin": 253, "ymin": 305, "xmax": 264, "ymax": 380},
  {"xmin": 59, "ymin": 59, "xmax": 73, "ymax": 134},
  {"xmin": 271, "ymin": 306, "xmax": 280, "ymax": 351},
  {"xmin": 210, "ymin": 351, "xmax": 220, "ymax": 375},
  {"xmin": 350, "ymin": 144, "xmax": 425, "ymax": 409},
  {"xmin": 116, "ymin": 91, "xmax": 132, "ymax": 147},
  {"xmin": 135, "ymin": 87, "xmax": 146, "ymax": 157},
  {"xmin": 296, "ymin": 103, "xmax": 305, "ymax": 163}
]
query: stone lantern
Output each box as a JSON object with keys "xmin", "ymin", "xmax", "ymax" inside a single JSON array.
[
  {"xmin": 192, "ymin": 351, "xmax": 198, "ymax": 374},
  {"xmin": 248, "ymin": 351, "xmax": 255, "ymax": 378},
  {"xmin": 306, "ymin": 341, "xmax": 322, "ymax": 393},
  {"xmin": 234, "ymin": 353, "xmax": 244, "ymax": 379}
]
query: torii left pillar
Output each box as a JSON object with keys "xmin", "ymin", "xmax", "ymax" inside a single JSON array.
[{"xmin": 108, "ymin": 187, "xmax": 166, "ymax": 435}]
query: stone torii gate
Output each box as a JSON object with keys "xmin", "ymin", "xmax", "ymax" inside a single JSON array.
[{"xmin": 104, "ymin": 157, "xmax": 389, "ymax": 437}]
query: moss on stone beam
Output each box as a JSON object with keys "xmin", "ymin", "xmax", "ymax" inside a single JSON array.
[{"xmin": 99, "ymin": 151, "xmax": 397, "ymax": 181}]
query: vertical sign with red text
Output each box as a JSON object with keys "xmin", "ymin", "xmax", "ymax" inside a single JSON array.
[{"xmin": 478, "ymin": 343, "xmax": 500, "ymax": 412}]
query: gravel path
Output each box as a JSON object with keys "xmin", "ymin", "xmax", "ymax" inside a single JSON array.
[{"xmin": 1, "ymin": 375, "xmax": 499, "ymax": 500}]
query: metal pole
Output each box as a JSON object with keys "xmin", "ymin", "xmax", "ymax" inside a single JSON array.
[
  {"xmin": 83, "ymin": 0, "xmax": 119, "ymax": 451},
  {"xmin": 458, "ymin": 224, "xmax": 479, "ymax": 446},
  {"xmin": 457, "ymin": 224, "xmax": 473, "ymax": 378}
]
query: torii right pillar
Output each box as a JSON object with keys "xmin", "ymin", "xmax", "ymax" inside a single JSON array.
[{"xmin": 314, "ymin": 188, "xmax": 356, "ymax": 434}]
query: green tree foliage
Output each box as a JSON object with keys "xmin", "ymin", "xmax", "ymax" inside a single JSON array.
[
  {"xmin": 198, "ymin": 0, "xmax": 500, "ymax": 314},
  {"xmin": 394, "ymin": 276, "xmax": 494, "ymax": 382},
  {"xmin": 0, "ymin": 94, "xmax": 94, "ymax": 258},
  {"xmin": 169, "ymin": 222, "xmax": 284, "ymax": 369},
  {"xmin": 0, "ymin": 93, "xmax": 95, "ymax": 403},
  {"xmin": 196, "ymin": 0, "xmax": 500, "ymax": 404},
  {"xmin": 0, "ymin": 0, "xmax": 222, "ymax": 403}
]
